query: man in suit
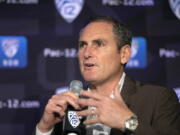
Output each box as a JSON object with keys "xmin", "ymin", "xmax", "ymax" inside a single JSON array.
[{"xmin": 35, "ymin": 16, "xmax": 180, "ymax": 135}]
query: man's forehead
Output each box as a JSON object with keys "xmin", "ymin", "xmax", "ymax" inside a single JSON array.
[
  {"xmin": 84, "ymin": 21, "xmax": 112, "ymax": 31},
  {"xmin": 79, "ymin": 22, "xmax": 113, "ymax": 39}
]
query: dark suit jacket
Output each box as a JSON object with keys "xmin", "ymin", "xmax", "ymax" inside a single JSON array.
[{"xmin": 36, "ymin": 76, "xmax": 180, "ymax": 135}]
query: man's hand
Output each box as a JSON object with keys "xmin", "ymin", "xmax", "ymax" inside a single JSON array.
[
  {"xmin": 37, "ymin": 91, "xmax": 80, "ymax": 133},
  {"xmin": 77, "ymin": 87, "xmax": 133, "ymax": 130}
]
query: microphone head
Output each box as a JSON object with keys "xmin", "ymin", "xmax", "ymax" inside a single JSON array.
[{"xmin": 70, "ymin": 80, "xmax": 83, "ymax": 96}]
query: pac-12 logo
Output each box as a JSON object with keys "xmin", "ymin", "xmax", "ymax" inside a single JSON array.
[
  {"xmin": 126, "ymin": 37, "xmax": 147, "ymax": 69},
  {"xmin": 54, "ymin": 0, "xmax": 84, "ymax": 23},
  {"xmin": 0, "ymin": 36, "xmax": 27, "ymax": 68},
  {"xmin": 68, "ymin": 111, "xmax": 81, "ymax": 128},
  {"xmin": 169, "ymin": 0, "xmax": 180, "ymax": 20},
  {"xmin": 2, "ymin": 39, "xmax": 19, "ymax": 58}
]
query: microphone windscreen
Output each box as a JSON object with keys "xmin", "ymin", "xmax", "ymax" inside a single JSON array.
[{"xmin": 70, "ymin": 80, "xmax": 83, "ymax": 96}]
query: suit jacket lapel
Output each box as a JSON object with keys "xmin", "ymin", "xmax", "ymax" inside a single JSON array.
[{"xmin": 121, "ymin": 76, "xmax": 137, "ymax": 107}]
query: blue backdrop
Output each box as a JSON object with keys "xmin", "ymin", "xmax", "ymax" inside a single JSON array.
[{"xmin": 0, "ymin": 0, "xmax": 180, "ymax": 134}]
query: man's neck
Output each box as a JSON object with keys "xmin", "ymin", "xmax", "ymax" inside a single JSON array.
[{"xmin": 90, "ymin": 72, "xmax": 124, "ymax": 96}]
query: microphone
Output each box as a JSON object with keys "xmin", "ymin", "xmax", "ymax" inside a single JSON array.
[
  {"xmin": 62, "ymin": 80, "xmax": 86, "ymax": 135},
  {"xmin": 70, "ymin": 80, "xmax": 83, "ymax": 96}
]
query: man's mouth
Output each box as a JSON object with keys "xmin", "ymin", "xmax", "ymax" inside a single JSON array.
[{"xmin": 84, "ymin": 63, "xmax": 95, "ymax": 69}]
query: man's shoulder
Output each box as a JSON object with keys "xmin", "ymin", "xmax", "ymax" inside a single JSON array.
[
  {"xmin": 125, "ymin": 76, "xmax": 174, "ymax": 96},
  {"xmin": 133, "ymin": 78, "xmax": 177, "ymax": 99},
  {"xmin": 135, "ymin": 80, "xmax": 167, "ymax": 91}
]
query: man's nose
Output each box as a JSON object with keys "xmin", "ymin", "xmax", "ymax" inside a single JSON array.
[{"xmin": 83, "ymin": 45, "xmax": 94, "ymax": 59}]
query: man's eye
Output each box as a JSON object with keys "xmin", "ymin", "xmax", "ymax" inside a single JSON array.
[
  {"xmin": 95, "ymin": 40, "xmax": 104, "ymax": 47},
  {"xmin": 78, "ymin": 42, "xmax": 86, "ymax": 48}
]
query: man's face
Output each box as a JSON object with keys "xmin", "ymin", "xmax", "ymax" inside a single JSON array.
[{"xmin": 78, "ymin": 22, "xmax": 124, "ymax": 85}]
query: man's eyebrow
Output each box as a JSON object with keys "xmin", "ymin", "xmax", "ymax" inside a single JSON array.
[
  {"xmin": 78, "ymin": 38, "xmax": 107, "ymax": 44},
  {"xmin": 92, "ymin": 38, "xmax": 107, "ymax": 43},
  {"xmin": 78, "ymin": 40, "xmax": 87, "ymax": 44}
]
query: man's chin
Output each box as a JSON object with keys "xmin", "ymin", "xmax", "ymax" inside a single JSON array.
[{"xmin": 83, "ymin": 76, "xmax": 96, "ymax": 83}]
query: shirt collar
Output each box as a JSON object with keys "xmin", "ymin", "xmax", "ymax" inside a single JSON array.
[{"xmin": 87, "ymin": 72, "xmax": 126, "ymax": 98}]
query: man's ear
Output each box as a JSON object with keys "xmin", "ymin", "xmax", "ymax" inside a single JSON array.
[{"xmin": 119, "ymin": 45, "xmax": 131, "ymax": 64}]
